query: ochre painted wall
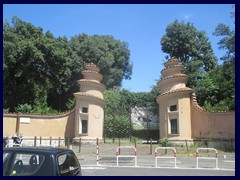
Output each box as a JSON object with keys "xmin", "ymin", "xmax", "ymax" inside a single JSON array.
[
  {"xmin": 178, "ymin": 96, "xmax": 192, "ymax": 140},
  {"xmin": 3, "ymin": 110, "xmax": 75, "ymax": 138},
  {"xmin": 87, "ymin": 104, "xmax": 104, "ymax": 139},
  {"xmin": 191, "ymin": 105, "xmax": 235, "ymax": 139},
  {"xmin": 159, "ymin": 92, "xmax": 192, "ymax": 140},
  {"xmin": 158, "ymin": 92, "xmax": 235, "ymax": 140},
  {"xmin": 3, "ymin": 115, "xmax": 17, "ymax": 137},
  {"xmin": 3, "ymin": 100, "xmax": 234, "ymax": 140}
]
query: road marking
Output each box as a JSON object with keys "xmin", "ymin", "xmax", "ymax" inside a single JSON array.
[
  {"xmin": 223, "ymin": 160, "xmax": 235, "ymax": 163},
  {"xmin": 86, "ymin": 165, "xmax": 235, "ymax": 171},
  {"xmin": 169, "ymin": 161, "xmax": 181, "ymax": 163},
  {"xmin": 82, "ymin": 166, "xmax": 106, "ymax": 170}
]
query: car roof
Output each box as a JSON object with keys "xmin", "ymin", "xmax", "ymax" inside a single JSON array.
[{"xmin": 3, "ymin": 146, "xmax": 73, "ymax": 154}]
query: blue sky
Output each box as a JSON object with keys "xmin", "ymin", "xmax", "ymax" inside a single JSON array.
[{"xmin": 3, "ymin": 4, "xmax": 235, "ymax": 92}]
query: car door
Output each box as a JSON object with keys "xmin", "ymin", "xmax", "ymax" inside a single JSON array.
[{"xmin": 57, "ymin": 151, "xmax": 81, "ymax": 176}]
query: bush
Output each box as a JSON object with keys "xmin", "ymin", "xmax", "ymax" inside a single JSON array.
[
  {"xmin": 15, "ymin": 103, "xmax": 33, "ymax": 113},
  {"xmin": 160, "ymin": 138, "xmax": 169, "ymax": 147},
  {"xmin": 3, "ymin": 108, "xmax": 9, "ymax": 113},
  {"xmin": 33, "ymin": 106, "xmax": 58, "ymax": 114}
]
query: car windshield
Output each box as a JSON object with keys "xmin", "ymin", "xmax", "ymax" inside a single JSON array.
[{"xmin": 57, "ymin": 152, "xmax": 80, "ymax": 176}]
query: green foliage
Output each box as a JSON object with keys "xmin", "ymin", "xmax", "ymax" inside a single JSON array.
[
  {"xmin": 160, "ymin": 138, "xmax": 168, "ymax": 147},
  {"xmin": 190, "ymin": 144, "xmax": 200, "ymax": 149},
  {"xmin": 32, "ymin": 106, "xmax": 58, "ymax": 114},
  {"xmin": 160, "ymin": 20, "xmax": 217, "ymax": 88},
  {"xmin": 210, "ymin": 7, "xmax": 235, "ymax": 111},
  {"xmin": 104, "ymin": 89, "xmax": 159, "ymax": 116},
  {"xmin": 104, "ymin": 115, "xmax": 131, "ymax": 138},
  {"xmin": 4, "ymin": 14, "xmax": 234, "ymax": 115},
  {"xmin": 195, "ymin": 64, "xmax": 235, "ymax": 111},
  {"xmin": 3, "ymin": 17, "xmax": 132, "ymax": 113},
  {"xmin": 69, "ymin": 34, "xmax": 132, "ymax": 89},
  {"xmin": 3, "ymin": 17, "xmax": 72, "ymax": 112},
  {"xmin": 104, "ymin": 88, "xmax": 160, "ymax": 138},
  {"xmin": 203, "ymin": 101, "xmax": 230, "ymax": 112},
  {"xmin": 104, "ymin": 89, "xmax": 132, "ymax": 138},
  {"xmin": 65, "ymin": 98, "xmax": 76, "ymax": 110},
  {"xmin": 160, "ymin": 17, "xmax": 235, "ymax": 111},
  {"xmin": 15, "ymin": 103, "xmax": 33, "ymax": 113},
  {"xmin": 3, "ymin": 108, "xmax": 10, "ymax": 113},
  {"xmin": 195, "ymin": 71, "xmax": 219, "ymax": 107},
  {"xmin": 195, "ymin": 7, "xmax": 235, "ymax": 111}
]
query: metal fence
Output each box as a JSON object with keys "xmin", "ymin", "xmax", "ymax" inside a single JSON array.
[
  {"xmin": 5, "ymin": 136, "xmax": 234, "ymax": 153},
  {"xmin": 4, "ymin": 136, "xmax": 234, "ymax": 168},
  {"xmin": 104, "ymin": 129, "xmax": 160, "ymax": 142}
]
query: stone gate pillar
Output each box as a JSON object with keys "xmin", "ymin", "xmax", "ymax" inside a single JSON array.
[
  {"xmin": 156, "ymin": 57, "xmax": 193, "ymax": 140},
  {"xmin": 74, "ymin": 63, "xmax": 106, "ymax": 140}
]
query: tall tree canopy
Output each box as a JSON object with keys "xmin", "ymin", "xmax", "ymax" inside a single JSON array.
[
  {"xmin": 3, "ymin": 17, "xmax": 132, "ymax": 112},
  {"xmin": 3, "ymin": 16, "xmax": 72, "ymax": 112},
  {"xmin": 160, "ymin": 20, "xmax": 217, "ymax": 88},
  {"xmin": 69, "ymin": 34, "xmax": 132, "ymax": 88},
  {"xmin": 195, "ymin": 7, "xmax": 235, "ymax": 111},
  {"xmin": 160, "ymin": 11, "xmax": 235, "ymax": 111}
]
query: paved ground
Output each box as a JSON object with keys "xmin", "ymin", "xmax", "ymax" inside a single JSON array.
[
  {"xmin": 81, "ymin": 166, "xmax": 235, "ymax": 176},
  {"xmin": 76, "ymin": 153, "xmax": 235, "ymax": 176}
]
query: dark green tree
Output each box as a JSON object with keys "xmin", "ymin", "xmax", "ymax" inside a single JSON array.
[
  {"xmin": 3, "ymin": 17, "xmax": 72, "ymax": 112},
  {"xmin": 193, "ymin": 7, "xmax": 235, "ymax": 111},
  {"xmin": 213, "ymin": 7, "xmax": 235, "ymax": 99},
  {"xmin": 160, "ymin": 20, "xmax": 217, "ymax": 88},
  {"xmin": 210, "ymin": 6, "xmax": 235, "ymax": 110},
  {"xmin": 3, "ymin": 17, "xmax": 133, "ymax": 113},
  {"xmin": 69, "ymin": 34, "xmax": 132, "ymax": 89},
  {"xmin": 104, "ymin": 89, "xmax": 129, "ymax": 139},
  {"xmin": 4, "ymin": 17, "xmax": 48, "ymax": 111}
]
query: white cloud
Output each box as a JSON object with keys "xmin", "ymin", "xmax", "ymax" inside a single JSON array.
[{"xmin": 183, "ymin": 14, "xmax": 192, "ymax": 19}]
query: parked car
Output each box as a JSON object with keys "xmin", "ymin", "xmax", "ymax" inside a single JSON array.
[{"xmin": 3, "ymin": 146, "xmax": 82, "ymax": 176}]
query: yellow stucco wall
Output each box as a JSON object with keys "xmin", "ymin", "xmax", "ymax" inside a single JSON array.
[
  {"xmin": 158, "ymin": 91, "xmax": 235, "ymax": 140},
  {"xmin": 87, "ymin": 104, "xmax": 104, "ymax": 139},
  {"xmin": 159, "ymin": 100, "xmax": 168, "ymax": 139},
  {"xmin": 74, "ymin": 96, "xmax": 104, "ymax": 139},
  {"xmin": 3, "ymin": 110, "xmax": 75, "ymax": 138},
  {"xmin": 191, "ymin": 106, "xmax": 235, "ymax": 139},
  {"xmin": 3, "ymin": 115, "xmax": 17, "ymax": 137},
  {"xmin": 80, "ymin": 84, "xmax": 104, "ymax": 99},
  {"xmin": 159, "ymin": 92, "xmax": 192, "ymax": 140},
  {"xmin": 178, "ymin": 96, "xmax": 192, "ymax": 140}
]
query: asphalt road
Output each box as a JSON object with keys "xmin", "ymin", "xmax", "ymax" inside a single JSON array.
[
  {"xmin": 81, "ymin": 166, "xmax": 235, "ymax": 176},
  {"xmin": 78, "ymin": 154, "xmax": 235, "ymax": 176}
]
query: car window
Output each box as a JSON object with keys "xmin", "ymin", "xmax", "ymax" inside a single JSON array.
[
  {"xmin": 10, "ymin": 153, "xmax": 45, "ymax": 176},
  {"xmin": 57, "ymin": 152, "xmax": 80, "ymax": 176},
  {"xmin": 3, "ymin": 152, "xmax": 11, "ymax": 175}
]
